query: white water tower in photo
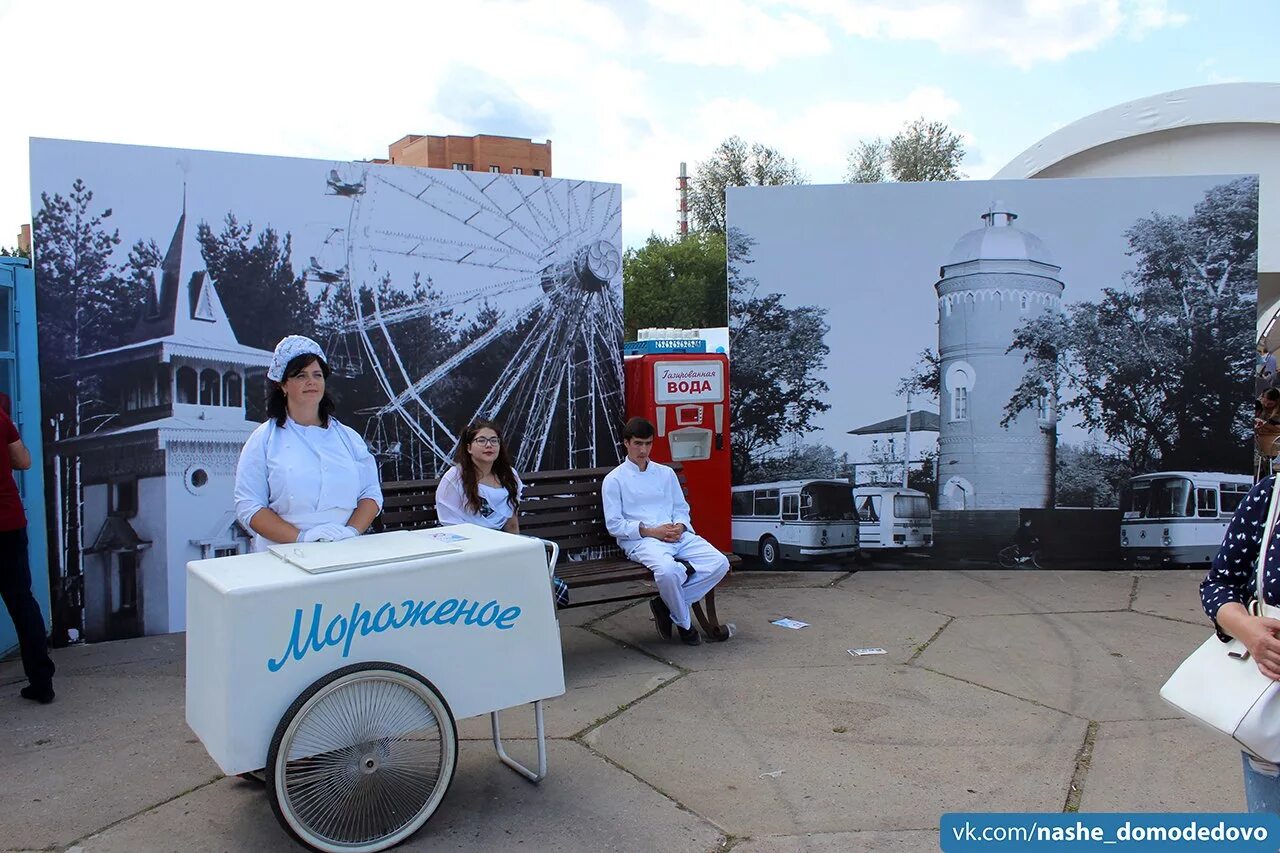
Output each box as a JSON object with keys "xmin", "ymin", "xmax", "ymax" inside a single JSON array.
[{"xmin": 935, "ymin": 203, "xmax": 1062, "ymax": 510}]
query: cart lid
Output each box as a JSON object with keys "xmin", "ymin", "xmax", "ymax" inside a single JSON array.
[{"xmin": 268, "ymin": 529, "xmax": 463, "ymax": 573}]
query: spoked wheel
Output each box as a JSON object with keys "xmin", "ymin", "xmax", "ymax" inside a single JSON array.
[
  {"xmin": 1028, "ymin": 550, "xmax": 1043, "ymax": 569},
  {"xmin": 997, "ymin": 545, "xmax": 1018, "ymax": 569},
  {"xmin": 266, "ymin": 662, "xmax": 458, "ymax": 853}
]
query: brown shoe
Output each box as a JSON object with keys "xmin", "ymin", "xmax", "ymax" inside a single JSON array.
[{"xmin": 649, "ymin": 597, "xmax": 673, "ymax": 640}]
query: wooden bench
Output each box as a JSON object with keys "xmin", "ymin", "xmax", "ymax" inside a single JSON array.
[{"xmin": 375, "ymin": 464, "xmax": 737, "ymax": 641}]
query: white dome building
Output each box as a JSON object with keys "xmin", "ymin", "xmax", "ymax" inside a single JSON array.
[{"xmin": 936, "ymin": 203, "xmax": 1062, "ymax": 511}]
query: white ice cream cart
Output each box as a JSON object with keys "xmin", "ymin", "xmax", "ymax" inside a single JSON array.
[{"xmin": 186, "ymin": 524, "xmax": 565, "ymax": 852}]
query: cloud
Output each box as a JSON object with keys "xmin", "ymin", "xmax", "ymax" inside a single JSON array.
[
  {"xmin": 693, "ymin": 87, "xmax": 965, "ymax": 183},
  {"xmin": 432, "ymin": 67, "xmax": 552, "ymax": 140},
  {"xmin": 641, "ymin": 0, "xmax": 831, "ymax": 70},
  {"xmin": 787, "ymin": 0, "xmax": 1187, "ymax": 68}
]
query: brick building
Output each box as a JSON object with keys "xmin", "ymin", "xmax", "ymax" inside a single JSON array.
[{"xmin": 376, "ymin": 134, "xmax": 551, "ymax": 177}]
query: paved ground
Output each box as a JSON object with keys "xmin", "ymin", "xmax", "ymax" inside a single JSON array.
[{"xmin": 0, "ymin": 565, "xmax": 1242, "ymax": 852}]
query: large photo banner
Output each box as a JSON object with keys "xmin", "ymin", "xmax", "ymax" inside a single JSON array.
[
  {"xmin": 727, "ymin": 174, "xmax": 1259, "ymax": 565},
  {"xmin": 29, "ymin": 138, "xmax": 623, "ymax": 642}
]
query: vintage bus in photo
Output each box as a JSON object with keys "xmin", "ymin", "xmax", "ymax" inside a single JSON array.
[
  {"xmin": 1120, "ymin": 472, "xmax": 1253, "ymax": 566},
  {"xmin": 852, "ymin": 486, "xmax": 934, "ymax": 550},
  {"xmin": 730, "ymin": 480, "xmax": 860, "ymax": 568}
]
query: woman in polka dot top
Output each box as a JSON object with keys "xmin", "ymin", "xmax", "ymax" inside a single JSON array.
[{"xmin": 1200, "ymin": 474, "xmax": 1280, "ymax": 812}]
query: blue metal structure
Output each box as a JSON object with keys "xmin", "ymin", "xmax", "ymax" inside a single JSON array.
[{"xmin": 0, "ymin": 257, "xmax": 50, "ymax": 657}]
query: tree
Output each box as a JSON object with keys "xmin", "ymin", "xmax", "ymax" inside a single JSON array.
[
  {"xmin": 0, "ymin": 245, "xmax": 30, "ymax": 258},
  {"xmin": 845, "ymin": 117, "xmax": 966, "ymax": 184},
  {"xmin": 33, "ymin": 180, "xmax": 129, "ymax": 369},
  {"xmin": 1004, "ymin": 177, "xmax": 1258, "ymax": 474},
  {"xmin": 728, "ymin": 228, "xmax": 831, "ymax": 480},
  {"xmin": 845, "ymin": 139, "xmax": 887, "ymax": 184},
  {"xmin": 689, "ymin": 136, "xmax": 806, "ymax": 235},
  {"xmin": 743, "ymin": 442, "xmax": 842, "ymax": 484},
  {"xmin": 196, "ymin": 214, "xmax": 315, "ymax": 352},
  {"xmin": 31, "ymin": 179, "xmax": 130, "ymax": 641},
  {"xmin": 898, "ymin": 348, "xmax": 941, "ymax": 403},
  {"xmin": 1055, "ymin": 443, "xmax": 1130, "ymax": 508},
  {"xmin": 622, "ymin": 232, "xmax": 728, "ymax": 338}
]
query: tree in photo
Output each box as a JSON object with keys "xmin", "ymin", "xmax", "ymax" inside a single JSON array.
[
  {"xmin": 728, "ymin": 228, "xmax": 831, "ymax": 481},
  {"xmin": 898, "ymin": 347, "xmax": 941, "ymax": 403},
  {"xmin": 845, "ymin": 117, "xmax": 966, "ymax": 184},
  {"xmin": 743, "ymin": 442, "xmax": 843, "ymax": 484},
  {"xmin": 196, "ymin": 214, "xmax": 315, "ymax": 352},
  {"xmin": 622, "ymin": 231, "xmax": 728, "ymax": 338},
  {"xmin": 1004, "ymin": 177, "xmax": 1258, "ymax": 474},
  {"xmin": 1055, "ymin": 442, "xmax": 1131, "ymax": 508},
  {"xmin": 690, "ymin": 136, "xmax": 806, "ymax": 235},
  {"xmin": 31, "ymin": 178, "xmax": 135, "ymax": 640}
]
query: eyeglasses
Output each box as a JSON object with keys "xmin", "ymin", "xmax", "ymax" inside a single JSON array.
[{"xmin": 471, "ymin": 437, "xmax": 501, "ymax": 447}]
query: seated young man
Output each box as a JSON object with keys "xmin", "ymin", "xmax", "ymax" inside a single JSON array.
[{"xmin": 602, "ymin": 417, "xmax": 730, "ymax": 646}]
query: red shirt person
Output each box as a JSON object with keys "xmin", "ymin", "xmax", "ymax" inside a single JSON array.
[{"xmin": 0, "ymin": 405, "xmax": 55, "ymax": 703}]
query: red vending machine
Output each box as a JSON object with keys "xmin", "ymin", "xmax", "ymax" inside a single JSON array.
[{"xmin": 624, "ymin": 352, "xmax": 732, "ymax": 551}]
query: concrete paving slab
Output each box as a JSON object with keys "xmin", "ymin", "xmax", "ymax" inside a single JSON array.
[
  {"xmin": 592, "ymin": 586, "xmax": 950, "ymax": 671},
  {"xmin": 725, "ymin": 571, "xmax": 854, "ymax": 589},
  {"xmin": 0, "ymin": 632, "xmax": 184, "ymax": 685},
  {"xmin": 0, "ymin": 671, "xmax": 220, "ymax": 850},
  {"xmin": 555, "ymin": 584, "xmax": 656, "ymax": 626},
  {"xmin": 457, "ymin": 625, "xmax": 679, "ymax": 740},
  {"xmin": 916, "ymin": 610, "xmax": 1209, "ymax": 720},
  {"xmin": 585, "ymin": 666, "xmax": 1084, "ymax": 836},
  {"xmin": 845, "ymin": 570, "xmax": 1135, "ymax": 616},
  {"xmin": 77, "ymin": 740, "xmax": 726, "ymax": 853},
  {"xmin": 1130, "ymin": 570, "xmax": 1208, "ymax": 625},
  {"xmin": 1081, "ymin": 719, "xmax": 1244, "ymax": 812},
  {"xmin": 734, "ymin": 829, "xmax": 939, "ymax": 852}
]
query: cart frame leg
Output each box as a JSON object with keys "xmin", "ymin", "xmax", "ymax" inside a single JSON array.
[{"xmin": 491, "ymin": 700, "xmax": 548, "ymax": 783}]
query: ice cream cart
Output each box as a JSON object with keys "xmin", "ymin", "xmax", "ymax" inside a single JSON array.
[{"xmin": 186, "ymin": 524, "xmax": 565, "ymax": 852}]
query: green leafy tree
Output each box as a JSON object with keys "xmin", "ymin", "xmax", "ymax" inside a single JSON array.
[
  {"xmin": 196, "ymin": 214, "xmax": 315, "ymax": 352},
  {"xmin": 622, "ymin": 232, "xmax": 728, "ymax": 337},
  {"xmin": 690, "ymin": 136, "xmax": 806, "ymax": 235},
  {"xmin": 1004, "ymin": 177, "xmax": 1258, "ymax": 473},
  {"xmin": 846, "ymin": 117, "xmax": 966, "ymax": 184},
  {"xmin": 845, "ymin": 139, "xmax": 888, "ymax": 184},
  {"xmin": 728, "ymin": 228, "xmax": 831, "ymax": 481}
]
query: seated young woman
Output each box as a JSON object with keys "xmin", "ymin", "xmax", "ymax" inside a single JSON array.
[{"xmin": 435, "ymin": 421, "xmax": 568, "ymax": 606}]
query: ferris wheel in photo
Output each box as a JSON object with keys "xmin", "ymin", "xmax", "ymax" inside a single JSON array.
[{"xmin": 314, "ymin": 164, "xmax": 624, "ymax": 477}]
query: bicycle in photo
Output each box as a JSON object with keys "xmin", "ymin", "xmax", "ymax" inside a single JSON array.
[{"xmin": 997, "ymin": 538, "xmax": 1042, "ymax": 569}]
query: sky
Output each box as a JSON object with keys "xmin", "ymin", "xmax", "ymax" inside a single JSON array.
[{"xmin": 2, "ymin": 0, "xmax": 1277, "ymax": 251}]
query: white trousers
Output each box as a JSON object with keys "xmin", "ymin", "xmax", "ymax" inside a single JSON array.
[{"xmin": 624, "ymin": 533, "xmax": 730, "ymax": 630}]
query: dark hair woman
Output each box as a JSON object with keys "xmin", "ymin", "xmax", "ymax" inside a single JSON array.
[
  {"xmin": 233, "ymin": 335, "xmax": 382, "ymax": 551},
  {"xmin": 436, "ymin": 420, "xmax": 522, "ymax": 533}
]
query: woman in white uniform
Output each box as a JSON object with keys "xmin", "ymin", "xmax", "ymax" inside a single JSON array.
[{"xmin": 234, "ymin": 335, "xmax": 382, "ymax": 552}]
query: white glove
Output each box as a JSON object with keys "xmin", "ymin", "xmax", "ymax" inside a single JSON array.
[
  {"xmin": 299, "ymin": 523, "xmax": 349, "ymax": 543},
  {"xmin": 332, "ymin": 525, "xmax": 360, "ymax": 542}
]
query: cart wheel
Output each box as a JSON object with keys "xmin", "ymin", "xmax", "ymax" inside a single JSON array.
[{"xmin": 266, "ymin": 662, "xmax": 458, "ymax": 853}]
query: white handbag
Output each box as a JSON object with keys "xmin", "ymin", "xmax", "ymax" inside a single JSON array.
[{"xmin": 1160, "ymin": 475, "xmax": 1280, "ymax": 761}]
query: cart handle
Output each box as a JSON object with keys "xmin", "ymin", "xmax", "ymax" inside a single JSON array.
[{"xmin": 539, "ymin": 538, "xmax": 561, "ymax": 577}]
